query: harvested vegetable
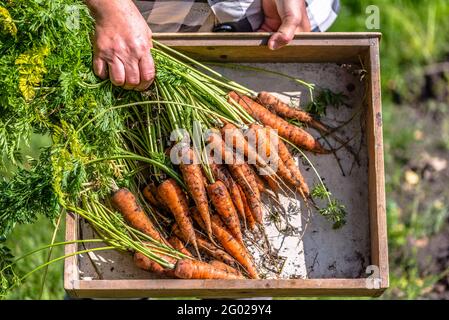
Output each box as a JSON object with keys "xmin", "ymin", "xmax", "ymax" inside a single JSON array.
[
  {"xmin": 257, "ymin": 91, "xmax": 330, "ymax": 134},
  {"xmin": 173, "ymin": 224, "xmax": 237, "ymax": 266},
  {"xmin": 174, "ymin": 259, "xmax": 244, "ymax": 280},
  {"xmin": 134, "ymin": 250, "xmax": 176, "ymax": 278},
  {"xmin": 210, "ymin": 260, "xmax": 243, "ymax": 277},
  {"xmin": 193, "ymin": 211, "xmax": 258, "ymax": 279},
  {"xmin": 179, "ymin": 148, "xmax": 213, "ymax": 240},
  {"xmin": 207, "ymin": 180, "xmax": 243, "ymax": 244},
  {"xmin": 158, "ymin": 179, "xmax": 199, "ymax": 256},
  {"xmin": 228, "ymin": 91, "xmax": 328, "ymax": 154},
  {"xmin": 209, "ymin": 163, "xmax": 246, "ymax": 224},
  {"xmin": 277, "ymin": 135, "xmax": 310, "ymax": 197},
  {"xmin": 228, "ymin": 163, "xmax": 263, "ymax": 224},
  {"xmin": 111, "ymin": 188, "xmax": 164, "ymax": 243},
  {"xmin": 209, "ymin": 214, "xmax": 259, "ymax": 279},
  {"xmin": 142, "ymin": 185, "xmax": 162, "ymax": 208},
  {"xmin": 168, "ymin": 236, "xmax": 193, "ymax": 257},
  {"xmin": 239, "ymin": 185, "xmax": 257, "ymax": 231}
]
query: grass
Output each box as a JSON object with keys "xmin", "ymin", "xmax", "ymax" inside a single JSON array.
[
  {"xmin": 5, "ymin": 218, "xmax": 65, "ymax": 300},
  {"xmin": 4, "ymin": 0, "xmax": 449, "ymax": 300}
]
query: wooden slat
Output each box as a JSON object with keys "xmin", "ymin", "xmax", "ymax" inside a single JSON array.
[
  {"xmin": 64, "ymin": 212, "xmax": 79, "ymax": 298},
  {"xmin": 71, "ymin": 279, "xmax": 384, "ymax": 298},
  {"xmin": 153, "ymin": 32, "xmax": 382, "ymax": 41},
  {"xmin": 365, "ymin": 37, "xmax": 389, "ymax": 289},
  {"xmin": 153, "ymin": 33, "xmax": 376, "ymax": 63}
]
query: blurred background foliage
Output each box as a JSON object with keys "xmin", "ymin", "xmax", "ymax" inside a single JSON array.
[
  {"xmin": 4, "ymin": 0, "xmax": 449, "ymax": 299},
  {"xmin": 331, "ymin": 0, "xmax": 449, "ymax": 299}
]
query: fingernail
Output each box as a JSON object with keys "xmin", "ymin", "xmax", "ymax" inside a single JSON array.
[{"xmin": 271, "ymin": 41, "xmax": 280, "ymax": 50}]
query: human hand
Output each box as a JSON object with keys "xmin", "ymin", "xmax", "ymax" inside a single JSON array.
[
  {"xmin": 85, "ymin": 0, "xmax": 154, "ymax": 90},
  {"xmin": 258, "ymin": 0, "xmax": 311, "ymax": 50}
]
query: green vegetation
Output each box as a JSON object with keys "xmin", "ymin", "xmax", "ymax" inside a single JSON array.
[{"xmin": 331, "ymin": 0, "xmax": 449, "ymax": 299}]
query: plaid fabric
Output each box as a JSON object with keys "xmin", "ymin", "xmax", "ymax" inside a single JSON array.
[
  {"xmin": 133, "ymin": 0, "xmax": 339, "ymax": 33},
  {"xmin": 306, "ymin": 0, "xmax": 340, "ymax": 32}
]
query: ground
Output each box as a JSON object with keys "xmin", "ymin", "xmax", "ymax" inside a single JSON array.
[{"xmin": 4, "ymin": 0, "xmax": 449, "ymax": 299}]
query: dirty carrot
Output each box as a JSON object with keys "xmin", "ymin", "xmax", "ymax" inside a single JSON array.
[
  {"xmin": 158, "ymin": 179, "xmax": 199, "ymax": 256},
  {"xmin": 197, "ymin": 235, "xmax": 238, "ymax": 266},
  {"xmin": 174, "ymin": 259, "xmax": 244, "ymax": 279},
  {"xmin": 193, "ymin": 211, "xmax": 258, "ymax": 279},
  {"xmin": 228, "ymin": 91, "xmax": 328, "ymax": 154},
  {"xmin": 179, "ymin": 148, "xmax": 213, "ymax": 240},
  {"xmin": 172, "ymin": 223, "xmax": 238, "ymax": 266},
  {"xmin": 168, "ymin": 236, "xmax": 193, "ymax": 257},
  {"xmin": 207, "ymin": 180, "xmax": 243, "ymax": 244},
  {"xmin": 238, "ymin": 185, "xmax": 256, "ymax": 230},
  {"xmin": 207, "ymin": 131, "xmax": 263, "ymax": 224},
  {"xmin": 251, "ymin": 123, "xmax": 304, "ymax": 197},
  {"xmin": 221, "ymin": 122, "xmax": 275, "ymax": 175},
  {"xmin": 257, "ymin": 91, "xmax": 330, "ymax": 133},
  {"xmin": 142, "ymin": 184, "xmax": 161, "ymax": 208},
  {"xmin": 258, "ymin": 167, "xmax": 281, "ymax": 193},
  {"xmin": 133, "ymin": 244, "xmax": 177, "ymax": 277},
  {"xmin": 209, "ymin": 260, "xmax": 243, "ymax": 277},
  {"xmin": 228, "ymin": 163, "xmax": 263, "ymax": 224},
  {"xmin": 276, "ymin": 133, "xmax": 310, "ymax": 197},
  {"xmin": 249, "ymin": 165, "xmax": 266, "ymax": 193},
  {"xmin": 209, "ymin": 163, "xmax": 246, "ymax": 224},
  {"xmin": 257, "ymin": 91, "xmax": 312, "ymax": 123},
  {"xmin": 209, "ymin": 214, "xmax": 259, "ymax": 279},
  {"xmin": 111, "ymin": 188, "xmax": 164, "ymax": 243}
]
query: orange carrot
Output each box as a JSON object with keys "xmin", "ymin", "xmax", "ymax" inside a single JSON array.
[
  {"xmin": 158, "ymin": 179, "xmax": 199, "ymax": 256},
  {"xmin": 134, "ymin": 252, "xmax": 167, "ymax": 276},
  {"xmin": 238, "ymin": 185, "xmax": 256, "ymax": 231},
  {"xmin": 207, "ymin": 131, "xmax": 263, "ymax": 224},
  {"xmin": 111, "ymin": 188, "xmax": 164, "ymax": 243},
  {"xmin": 168, "ymin": 236, "xmax": 193, "ymax": 257},
  {"xmin": 257, "ymin": 91, "xmax": 330, "ymax": 133},
  {"xmin": 257, "ymin": 91, "xmax": 312, "ymax": 123},
  {"xmin": 249, "ymin": 165, "xmax": 266, "ymax": 193},
  {"xmin": 209, "ymin": 260, "xmax": 243, "ymax": 277},
  {"xmin": 193, "ymin": 211, "xmax": 259, "ymax": 279},
  {"xmin": 207, "ymin": 129, "xmax": 241, "ymax": 166},
  {"xmin": 221, "ymin": 123, "xmax": 275, "ymax": 175},
  {"xmin": 133, "ymin": 244, "xmax": 176, "ymax": 278},
  {"xmin": 209, "ymin": 163, "xmax": 246, "ymax": 224},
  {"xmin": 258, "ymin": 168, "xmax": 281, "ymax": 193},
  {"xmin": 228, "ymin": 163, "xmax": 263, "ymax": 224},
  {"xmin": 276, "ymin": 133, "xmax": 310, "ymax": 197},
  {"xmin": 209, "ymin": 214, "xmax": 259, "ymax": 279},
  {"xmin": 258, "ymin": 92, "xmax": 362, "ymax": 164},
  {"xmin": 228, "ymin": 91, "xmax": 328, "ymax": 154},
  {"xmin": 250, "ymin": 123, "xmax": 304, "ymax": 195},
  {"xmin": 197, "ymin": 235, "xmax": 237, "ymax": 267},
  {"xmin": 172, "ymin": 223, "xmax": 237, "ymax": 266},
  {"xmin": 174, "ymin": 259, "xmax": 244, "ymax": 279},
  {"xmin": 179, "ymin": 148, "xmax": 212, "ymax": 240},
  {"xmin": 207, "ymin": 180, "xmax": 243, "ymax": 244},
  {"xmin": 142, "ymin": 184, "xmax": 161, "ymax": 208}
]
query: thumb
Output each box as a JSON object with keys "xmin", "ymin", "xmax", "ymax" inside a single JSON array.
[{"xmin": 268, "ymin": 15, "xmax": 299, "ymax": 50}]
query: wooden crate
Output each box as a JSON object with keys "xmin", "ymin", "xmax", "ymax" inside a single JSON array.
[{"xmin": 64, "ymin": 32, "xmax": 388, "ymax": 298}]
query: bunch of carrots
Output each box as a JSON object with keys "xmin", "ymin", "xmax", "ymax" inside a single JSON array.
[{"xmin": 105, "ymin": 48, "xmax": 347, "ymax": 279}]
